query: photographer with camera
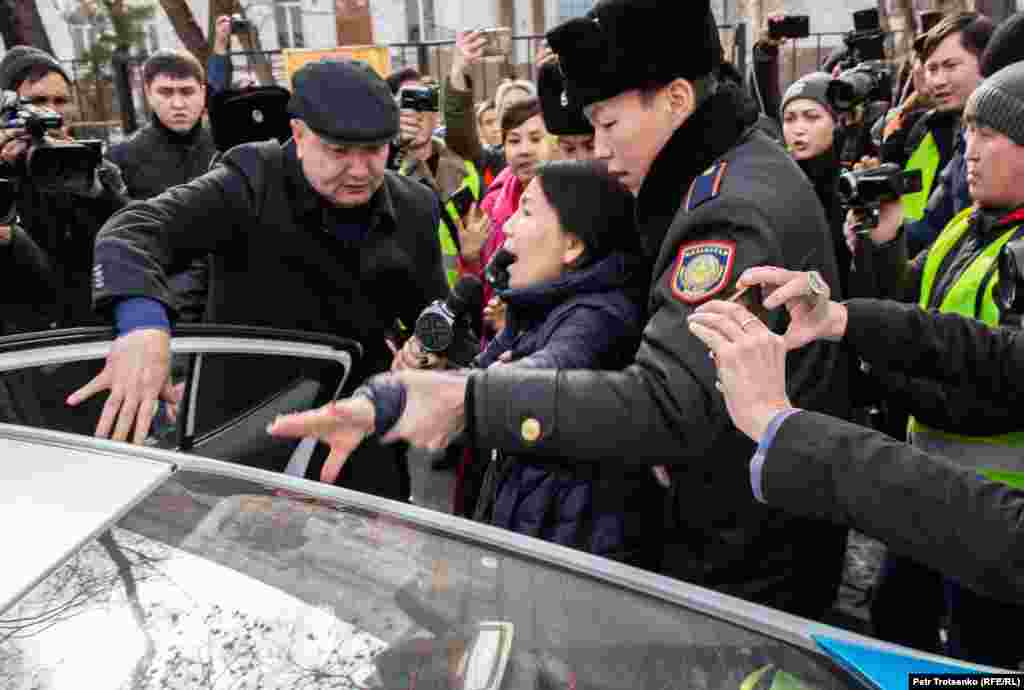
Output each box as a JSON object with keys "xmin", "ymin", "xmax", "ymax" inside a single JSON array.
[
  {"xmin": 387, "ymin": 68, "xmax": 480, "ymax": 291},
  {"xmin": 0, "ymin": 47, "xmax": 127, "ymax": 335},
  {"xmin": 0, "ymin": 47, "xmax": 127, "ymax": 436},
  {"xmin": 843, "ymin": 60, "xmax": 1024, "ymax": 667},
  {"xmin": 894, "ymin": 13, "xmax": 993, "ymax": 255}
]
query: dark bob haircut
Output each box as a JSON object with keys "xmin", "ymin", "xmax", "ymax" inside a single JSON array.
[
  {"xmin": 500, "ymin": 96, "xmax": 542, "ymax": 141},
  {"xmin": 535, "ymin": 159, "xmax": 636, "ymax": 269}
]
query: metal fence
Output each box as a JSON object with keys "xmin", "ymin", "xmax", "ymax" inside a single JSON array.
[{"xmin": 58, "ymin": 24, "xmax": 767, "ymax": 144}]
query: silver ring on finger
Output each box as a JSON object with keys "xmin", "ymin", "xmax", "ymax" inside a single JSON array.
[
  {"xmin": 807, "ymin": 270, "xmax": 828, "ymax": 298},
  {"xmin": 740, "ymin": 317, "xmax": 759, "ymax": 331}
]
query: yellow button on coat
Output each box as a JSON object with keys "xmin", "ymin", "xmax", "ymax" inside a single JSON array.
[{"xmin": 521, "ymin": 418, "xmax": 542, "ymax": 443}]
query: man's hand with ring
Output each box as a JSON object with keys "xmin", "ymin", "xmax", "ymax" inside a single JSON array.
[
  {"xmin": 687, "ymin": 302, "xmax": 793, "ymax": 442},
  {"xmin": 732, "ymin": 267, "xmax": 848, "ymax": 349}
]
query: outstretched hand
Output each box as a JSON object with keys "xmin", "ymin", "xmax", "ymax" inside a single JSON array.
[
  {"xmin": 268, "ymin": 370, "xmax": 471, "ymax": 482},
  {"xmin": 67, "ymin": 329, "xmax": 176, "ymax": 444},
  {"xmin": 268, "ymin": 396, "xmax": 375, "ymax": 484}
]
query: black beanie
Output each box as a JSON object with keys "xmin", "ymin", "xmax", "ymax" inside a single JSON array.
[
  {"xmin": 780, "ymin": 72, "xmax": 837, "ymax": 120},
  {"xmin": 0, "ymin": 46, "xmax": 72, "ymax": 91},
  {"xmin": 537, "ymin": 62, "xmax": 593, "ymax": 136},
  {"xmin": 965, "ymin": 61, "xmax": 1024, "ymax": 146},
  {"xmin": 981, "ymin": 12, "xmax": 1024, "ymax": 78},
  {"xmin": 546, "ymin": 0, "xmax": 720, "ymax": 110}
]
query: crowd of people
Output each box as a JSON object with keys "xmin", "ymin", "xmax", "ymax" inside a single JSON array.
[{"xmin": 4, "ymin": 0, "xmax": 1024, "ymax": 672}]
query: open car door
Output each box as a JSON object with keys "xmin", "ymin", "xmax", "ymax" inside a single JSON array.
[{"xmin": 0, "ymin": 324, "xmax": 361, "ymax": 478}]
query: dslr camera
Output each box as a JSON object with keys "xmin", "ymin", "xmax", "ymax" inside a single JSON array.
[
  {"xmin": 399, "ymin": 86, "xmax": 439, "ymax": 113},
  {"xmin": 838, "ymin": 163, "xmax": 922, "ymax": 231},
  {"xmin": 837, "ymin": 8, "xmax": 888, "ymax": 71},
  {"xmin": 995, "ymin": 239, "xmax": 1024, "ymax": 327},
  {"xmin": 1, "ymin": 90, "xmax": 102, "ymax": 218}
]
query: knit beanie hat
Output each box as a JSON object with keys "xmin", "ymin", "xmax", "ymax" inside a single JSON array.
[
  {"xmin": 981, "ymin": 11, "xmax": 1024, "ymax": 78},
  {"xmin": 964, "ymin": 61, "xmax": 1024, "ymax": 146},
  {"xmin": 780, "ymin": 72, "xmax": 836, "ymax": 120},
  {"xmin": 0, "ymin": 46, "xmax": 72, "ymax": 91}
]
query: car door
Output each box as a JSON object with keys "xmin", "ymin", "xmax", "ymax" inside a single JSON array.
[{"xmin": 0, "ymin": 324, "xmax": 361, "ymax": 478}]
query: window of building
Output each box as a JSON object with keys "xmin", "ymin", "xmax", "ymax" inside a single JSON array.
[
  {"xmin": 558, "ymin": 0, "xmax": 595, "ymax": 22},
  {"xmin": 275, "ymin": 0, "xmax": 305, "ymax": 49}
]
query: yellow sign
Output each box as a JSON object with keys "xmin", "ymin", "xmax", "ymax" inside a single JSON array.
[{"xmin": 282, "ymin": 46, "xmax": 392, "ymax": 84}]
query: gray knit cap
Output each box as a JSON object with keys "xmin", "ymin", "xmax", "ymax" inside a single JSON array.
[
  {"xmin": 965, "ymin": 61, "xmax": 1024, "ymax": 146},
  {"xmin": 780, "ymin": 72, "xmax": 837, "ymax": 120},
  {"xmin": 0, "ymin": 46, "xmax": 72, "ymax": 91}
]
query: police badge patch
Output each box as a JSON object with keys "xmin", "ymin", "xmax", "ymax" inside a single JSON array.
[{"xmin": 670, "ymin": 240, "xmax": 736, "ymax": 304}]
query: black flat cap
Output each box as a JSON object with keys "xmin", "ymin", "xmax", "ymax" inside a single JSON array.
[
  {"xmin": 537, "ymin": 61, "xmax": 593, "ymax": 136},
  {"xmin": 546, "ymin": 0, "xmax": 719, "ymax": 110},
  {"xmin": 287, "ymin": 59, "xmax": 398, "ymax": 145}
]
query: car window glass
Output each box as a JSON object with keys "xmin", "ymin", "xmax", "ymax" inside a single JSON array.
[{"xmin": 2, "ymin": 469, "xmax": 865, "ymax": 690}]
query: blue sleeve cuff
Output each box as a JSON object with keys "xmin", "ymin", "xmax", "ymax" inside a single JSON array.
[
  {"xmin": 750, "ymin": 408, "xmax": 802, "ymax": 504},
  {"xmin": 115, "ymin": 298, "xmax": 170, "ymax": 336}
]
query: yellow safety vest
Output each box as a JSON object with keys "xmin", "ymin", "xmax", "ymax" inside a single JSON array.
[
  {"xmin": 901, "ymin": 130, "xmax": 939, "ymax": 222},
  {"xmin": 439, "ymin": 161, "xmax": 482, "ymax": 288},
  {"xmin": 910, "ymin": 208, "xmax": 1024, "ymax": 484},
  {"xmin": 400, "ymin": 158, "xmax": 482, "ymax": 289}
]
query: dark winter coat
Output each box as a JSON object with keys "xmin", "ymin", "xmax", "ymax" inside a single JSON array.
[
  {"xmin": 107, "ymin": 115, "xmax": 219, "ymax": 324},
  {"xmin": 472, "ymin": 252, "xmax": 661, "ymax": 566},
  {"xmin": 467, "ymin": 83, "xmax": 852, "ymax": 620},
  {"xmin": 93, "ymin": 140, "xmax": 447, "ymax": 500},
  {"xmin": 765, "ymin": 297, "xmax": 1024, "ymax": 604}
]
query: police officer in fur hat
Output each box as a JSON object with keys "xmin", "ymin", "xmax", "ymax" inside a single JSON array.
[
  {"xmin": 537, "ymin": 61, "xmax": 595, "ymax": 161},
  {"xmin": 75, "ymin": 60, "xmax": 449, "ymax": 502},
  {"xmin": 268, "ymin": 0, "xmax": 852, "ymax": 621}
]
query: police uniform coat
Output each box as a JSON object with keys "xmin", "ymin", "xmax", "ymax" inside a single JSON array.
[
  {"xmin": 763, "ymin": 297, "xmax": 1024, "ymax": 605},
  {"xmin": 466, "ymin": 84, "xmax": 852, "ymax": 618},
  {"xmin": 93, "ymin": 140, "xmax": 448, "ymax": 500}
]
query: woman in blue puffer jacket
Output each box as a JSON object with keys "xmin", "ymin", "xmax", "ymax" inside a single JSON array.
[
  {"xmin": 274, "ymin": 160, "xmax": 664, "ymax": 568},
  {"xmin": 466, "ymin": 160, "xmax": 661, "ymax": 568}
]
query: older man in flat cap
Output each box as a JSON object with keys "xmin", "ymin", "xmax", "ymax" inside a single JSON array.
[
  {"xmin": 270, "ymin": 0, "xmax": 851, "ymax": 620},
  {"xmin": 72, "ymin": 60, "xmax": 447, "ymax": 501}
]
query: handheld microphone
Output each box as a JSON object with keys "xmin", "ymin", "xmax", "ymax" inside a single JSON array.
[
  {"xmin": 485, "ymin": 246, "xmax": 515, "ymax": 292},
  {"xmin": 415, "ymin": 275, "xmax": 484, "ymax": 354}
]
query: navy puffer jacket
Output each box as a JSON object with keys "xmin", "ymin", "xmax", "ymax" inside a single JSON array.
[{"xmin": 474, "ymin": 252, "xmax": 662, "ymax": 567}]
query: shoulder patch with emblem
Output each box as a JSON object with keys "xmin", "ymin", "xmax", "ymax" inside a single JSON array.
[
  {"xmin": 670, "ymin": 240, "xmax": 736, "ymax": 305},
  {"xmin": 685, "ymin": 160, "xmax": 729, "ymax": 212}
]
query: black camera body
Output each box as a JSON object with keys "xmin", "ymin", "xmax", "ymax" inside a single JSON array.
[
  {"xmin": 995, "ymin": 238, "xmax": 1024, "ymax": 327},
  {"xmin": 838, "ymin": 163, "xmax": 922, "ymax": 208},
  {"xmin": 1, "ymin": 91, "xmax": 103, "ymax": 221},
  {"xmin": 828, "ymin": 62, "xmax": 893, "ymax": 112},
  {"xmin": 230, "ymin": 14, "xmax": 251, "ymax": 33},
  {"xmin": 768, "ymin": 15, "xmax": 810, "ymax": 40},
  {"xmin": 838, "ymin": 8, "xmax": 888, "ymax": 71},
  {"xmin": 400, "ymin": 86, "xmax": 440, "ymax": 113}
]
